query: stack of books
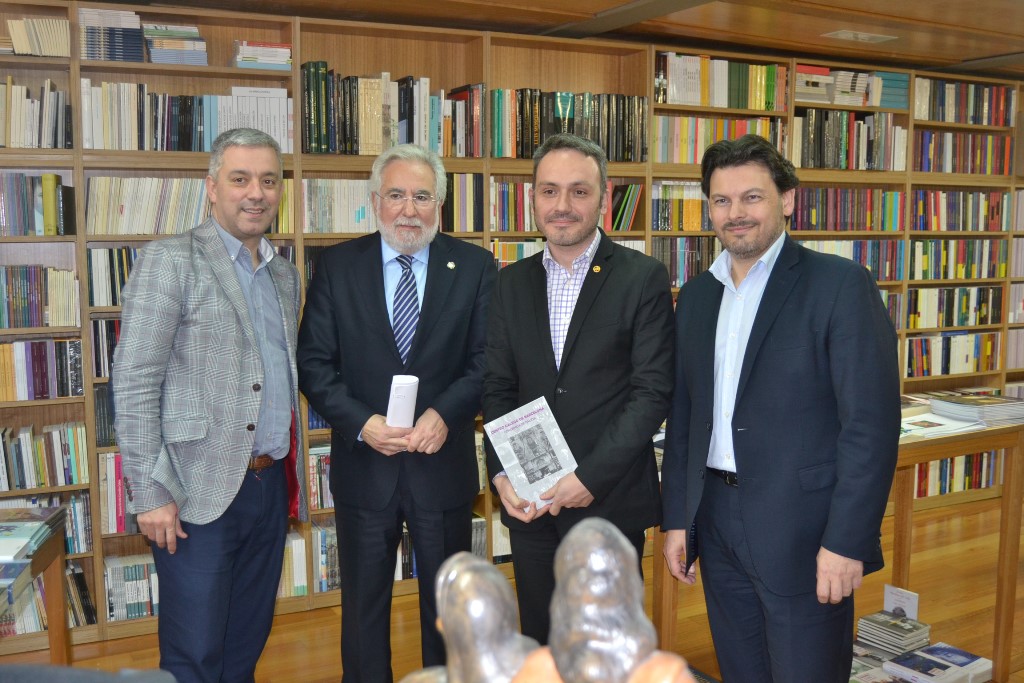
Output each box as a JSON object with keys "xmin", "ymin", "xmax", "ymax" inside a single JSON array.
[
  {"xmin": 882, "ymin": 643, "xmax": 992, "ymax": 683},
  {"xmin": 143, "ymin": 23, "xmax": 208, "ymax": 65},
  {"xmin": 930, "ymin": 394, "xmax": 1024, "ymax": 426},
  {"xmin": 78, "ymin": 8, "xmax": 144, "ymax": 63},
  {"xmin": 827, "ymin": 70, "xmax": 870, "ymax": 106},
  {"xmin": 233, "ymin": 40, "xmax": 291, "ymax": 71},
  {"xmin": 0, "ymin": 560, "xmax": 32, "ymax": 615},
  {"xmin": 794, "ymin": 64, "xmax": 833, "ymax": 104},
  {"xmin": 857, "ymin": 610, "xmax": 931, "ymax": 655},
  {"xmin": 0, "ymin": 505, "xmax": 66, "ymax": 562}
]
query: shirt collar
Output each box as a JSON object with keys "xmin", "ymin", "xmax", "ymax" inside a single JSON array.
[
  {"xmin": 709, "ymin": 231, "xmax": 786, "ymax": 287},
  {"xmin": 213, "ymin": 221, "xmax": 276, "ymax": 267},
  {"xmin": 381, "ymin": 235, "xmax": 430, "ymax": 266},
  {"xmin": 542, "ymin": 229, "xmax": 601, "ymax": 274}
]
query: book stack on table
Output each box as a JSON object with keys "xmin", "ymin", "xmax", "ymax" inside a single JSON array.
[{"xmin": 0, "ymin": 505, "xmax": 66, "ymax": 562}]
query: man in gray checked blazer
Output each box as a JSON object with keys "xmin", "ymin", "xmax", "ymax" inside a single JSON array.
[{"xmin": 113, "ymin": 128, "xmax": 307, "ymax": 683}]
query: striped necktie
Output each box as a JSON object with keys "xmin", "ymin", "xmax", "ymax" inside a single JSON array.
[{"xmin": 392, "ymin": 254, "xmax": 419, "ymax": 364}]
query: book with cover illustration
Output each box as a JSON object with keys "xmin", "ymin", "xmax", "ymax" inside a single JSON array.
[
  {"xmin": 483, "ymin": 396, "xmax": 576, "ymax": 506},
  {"xmin": 916, "ymin": 643, "xmax": 992, "ymax": 683},
  {"xmin": 883, "ymin": 651, "xmax": 968, "ymax": 683}
]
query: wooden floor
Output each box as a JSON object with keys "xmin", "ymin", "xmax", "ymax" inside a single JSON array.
[{"xmin": 2, "ymin": 497, "xmax": 1024, "ymax": 682}]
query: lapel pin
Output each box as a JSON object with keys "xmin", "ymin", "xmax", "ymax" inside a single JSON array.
[
  {"xmin": 447, "ymin": 261, "xmax": 456, "ymax": 270},
  {"xmin": 593, "ymin": 265, "xmax": 601, "ymax": 273}
]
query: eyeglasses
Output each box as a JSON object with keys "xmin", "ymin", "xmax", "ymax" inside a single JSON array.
[{"xmin": 375, "ymin": 191, "xmax": 438, "ymax": 209}]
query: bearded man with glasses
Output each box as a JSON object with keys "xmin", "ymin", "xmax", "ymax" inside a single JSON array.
[{"xmin": 298, "ymin": 144, "xmax": 496, "ymax": 682}]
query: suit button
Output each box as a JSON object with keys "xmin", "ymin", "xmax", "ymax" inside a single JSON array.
[
  {"xmin": 556, "ymin": 388, "xmax": 567, "ymax": 394},
  {"xmin": 247, "ymin": 424, "xmax": 256, "ymax": 431},
  {"xmin": 253, "ymin": 383, "xmax": 261, "ymax": 392}
]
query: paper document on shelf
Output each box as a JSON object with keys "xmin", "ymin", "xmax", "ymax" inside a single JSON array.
[
  {"xmin": 899, "ymin": 411, "xmax": 984, "ymax": 440},
  {"xmin": 386, "ymin": 375, "xmax": 419, "ymax": 428},
  {"xmin": 483, "ymin": 396, "xmax": 577, "ymax": 507}
]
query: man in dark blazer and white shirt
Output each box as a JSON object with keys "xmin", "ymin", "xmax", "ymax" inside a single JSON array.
[
  {"xmin": 297, "ymin": 144, "xmax": 496, "ymax": 682},
  {"xmin": 661, "ymin": 134, "xmax": 900, "ymax": 682},
  {"xmin": 484, "ymin": 133, "xmax": 675, "ymax": 644}
]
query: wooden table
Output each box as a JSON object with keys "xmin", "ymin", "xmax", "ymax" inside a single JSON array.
[
  {"xmin": 28, "ymin": 526, "xmax": 71, "ymax": 664},
  {"xmin": 653, "ymin": 423, "xmax": 1024, "ymax": 682}
]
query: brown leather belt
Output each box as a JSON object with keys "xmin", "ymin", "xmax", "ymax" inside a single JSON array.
[{"xmin": 248, "ymin": 454, "xmax": 276, "ymax": 472}]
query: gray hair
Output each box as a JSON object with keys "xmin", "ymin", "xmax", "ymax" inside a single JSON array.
[
  {"xmin": 208, "ymin": 128, "xmax": 282, "ymax": 178},
  {"xmin": 370, "ymin": 144, "xmax": 448, "ymax": 204}
]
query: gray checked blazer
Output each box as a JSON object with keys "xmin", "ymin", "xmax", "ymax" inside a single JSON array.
[{"xmin": 112, "ymin": 219, "xmax": 308, "ymax": 525}]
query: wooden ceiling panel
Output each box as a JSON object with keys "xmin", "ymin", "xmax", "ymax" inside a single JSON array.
[{"xmin": 113, "ymin": 0, "xmax": 1024, "ymax": 78}]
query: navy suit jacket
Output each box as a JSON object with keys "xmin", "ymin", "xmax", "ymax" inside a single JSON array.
[
  {"xmin": 297, "ymin": 231, "xmax": 496, "ymax": 512},
  {"xmin": 661, "ymin": 235, "xmax": 900, "ymax": 596},
  {"xmin": 484, "ymin": 231, "xmax": 675, "ymax": 534}
]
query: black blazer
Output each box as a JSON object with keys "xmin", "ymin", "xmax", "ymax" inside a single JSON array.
[
  {"xmin": 297, "ymin": 231, "xmax": 496, "ymax": 511},
  {"xmin": 483, "ymin": 231, "xmax": 675, "ymax": 533},
  {"xmin": 662, "ymin": 236, "xmax": 900, "ymax": 596}
]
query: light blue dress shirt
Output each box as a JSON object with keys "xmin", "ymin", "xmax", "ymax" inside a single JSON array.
[
  {"xmin": 706, "ymin": 232, "xmax": 786, "ymax": 472},
  {"xmin": 214, "ymin": 224, "xmax": 292, "ymax": 460}
]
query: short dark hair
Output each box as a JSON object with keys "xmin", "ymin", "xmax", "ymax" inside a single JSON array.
[
  {"xmin": 533, "ymin": 133, "xmax": 608, "ymax": 196},
  {"xmin": 700, "ymin": 134, "xmax": 799, "ymax": 197}
]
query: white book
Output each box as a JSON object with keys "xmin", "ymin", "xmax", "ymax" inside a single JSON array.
[{"xmin": 484, "ymin": 396, "xmax": 577, "ymax": 507}]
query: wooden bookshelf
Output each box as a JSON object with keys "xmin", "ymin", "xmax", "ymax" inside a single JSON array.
[{"xmin": 0, "ymin": 0, "xmax": 1023, "ymax": 657}]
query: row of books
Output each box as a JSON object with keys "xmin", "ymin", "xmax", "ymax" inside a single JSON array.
[
  {"xmin": 489, "ymin": 89, "xmax": 647, "ymax": 164},
  {"xmin": 791, "ymin": 109, "xmax": 907, "ymax": 171},
  {"xmin": 301, "ymin": 178, "xmax": 373, "ymax": 234},
  {"xmin": 908, "ymin": 239, "xmax": 1008, "ymax": 281},
  {"xmin": 99, "ymin": 452, "xmax": 137, "ymax": 535},
  {"xmin": 651, "ymin": 114, "xmax": 783, "ymax": 164},
  {"xmin": 307, "ymin": 407, "xmax": 329, "ymax": 431},
  {"xmin": 882, "ymin": 291, "xmax": 904, "ymax": 331},
  {"xmin": 1007, "ymin": 329, "xmax": 1024, "ymax": 368},
  {"xmin": 307, "ymin": 444, "xmax": 333, "ymax": 510},
  {"xmin": 914, "ymin": 76, "xmax": 1017, "ymax": 126},
  {"xmin": 65, "ymin": 559, "xmax": 98, "ymax": 627},
  {"xmin": 87, "ymin": 247, "xmax": 139, "ymax": 308},
  {"xmin": 80, "ymin": 80, "xmax": 294, "ymax": 153},
  {"xmin": 92, "ymin": 320, "xmax": 120, "ymax": 380},
  {"xmin": 0, "ymin": 422, "xmax": 89, "ymax": 491},
  {"xmin": 655, "ymin": 53, "xmax": 788, "ymax": 111},
  {"xmin": 491, "ymin": 240, "xmax": 543, "ymax": 270},
  {"xmin": 0, "ymin": 573, "xmax": 46, "ymax": 634},
  {"xmin": 0, "ymin": 266, "xmax": 80, "ymax": 329},
  {"xmin": 904, "ymin": 332, "xmax": 1000, "ymax": 378},
  {"xmin": 650, "ymin": 180, "xmax": 710, "ymax": 232},
  {"xmin": 104, "ymin": 553, "xmax": 158, "ymax": 621},
  {"xmin": 301, "ymin": 64, "xmax": 485, "ymax": 159},
  {"xmin": 910, "ymin": 190, "xmax": 1010, "ymax": 233},
  {"xmin": 1011, "ymin": 240, "xmax": 1024, "ymax": 289},
  {"xmin": 278, "ymin": 530, "xmax": 307, "ymax": 597},
  {"xmin": 0, "ymin": 339, "xmax": 85, "ymax": 401},
  {"xmin": 143, "ymin": 23, "xmax": 207, "ymax": 66},
  {"xmin": 915, "ymin": 449, "xmax": 1002, "ymax": 497},
  {"xmin": 791, "ymin": 187, "xmax": 905, "ymax": 232},
  {"xmin": 78, "ymin": 8, "xmax": 144, "ymax": 63},
  {"xmin": 913, "ymin": 130, "xmax": 1013, "ymax": 175},
  {"xmin": 93, "ymin": 384, "xmax": 116, "ymax": 448},
  {"xmin": 0, "ymin": 77, "xmax": 72, "ymax": 150},
  {"xmin": 0, "ymin": 172, "xmax": 76, "ymax": 237},
  {"xmin": 796, "ymin": 239, "xmax": 905, "ymax": 282},
  {"xmin": 794, "ymin": 65, "xmax": 909, "ymax": 109},
  {"xmin": 650, "ymin": 236, "xmax": 723, "ymax": 288},
  {"xmin": 444, "ymin": 173, "xmax": 485, "ymax": 233},
  {"xmin": 86, "ymin": 176, "xmax": 209, "ymax": 236},
  {"xmin": 5, "ymin": 17, "xmax": 70, "ymax": 57},
  {"xmin": 311, "ymin": 518, "xmax": 339, "ymax": 593},
  {"xmin": 904, "ymin": 286, "xmax": 1003, "ymax": 329}
]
